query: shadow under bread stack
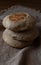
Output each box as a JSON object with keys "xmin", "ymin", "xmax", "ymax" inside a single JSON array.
[{"xmin": 2, "ymin": 12, "xmax": 39, "ymax": 48}]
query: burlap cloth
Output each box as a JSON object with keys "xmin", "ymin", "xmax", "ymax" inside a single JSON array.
[{"xmin": 0, "ymin": 5, "xmax": 41, "ymax": 65}]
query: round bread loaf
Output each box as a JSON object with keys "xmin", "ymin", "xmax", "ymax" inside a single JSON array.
[
  {"xmin": 2, "ymin": 29, "xmax": 32, "ymax": 48},
  {"xmin": 2, "ymin": 12, "xmax": 36, "ymax": 31},
  {"xmin": 3, "ymin": 28, "xmax": 39, "ymax": 42}
]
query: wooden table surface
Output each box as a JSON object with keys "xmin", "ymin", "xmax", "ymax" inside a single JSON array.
[{"xmin": 0, "ymin": 0, "xmax": 41, "ymax": 11}]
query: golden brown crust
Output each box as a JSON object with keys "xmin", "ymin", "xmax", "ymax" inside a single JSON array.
[{"xmin": 9, "ymin": 13, "xmax": 26, "ymax": 21}]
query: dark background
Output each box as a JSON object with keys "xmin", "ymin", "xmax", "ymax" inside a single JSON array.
[{"xmin": 0, "ymin": 0, "xmax": 41, "ymax": 11}]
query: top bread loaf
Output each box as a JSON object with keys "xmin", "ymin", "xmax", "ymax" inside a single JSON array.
[{"xmin": 2, "ymin": 12, "xmax": 36, "ymax": 31}]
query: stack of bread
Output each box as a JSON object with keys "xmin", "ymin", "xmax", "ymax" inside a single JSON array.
[{"xmin": 2, "ymin": 12, "xmax": 39, "ymax": 48}]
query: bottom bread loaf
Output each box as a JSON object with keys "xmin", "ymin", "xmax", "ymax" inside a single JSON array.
[{"xmin": 2, "ymin": 29, "xmax": 39, "ymax": 48}]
